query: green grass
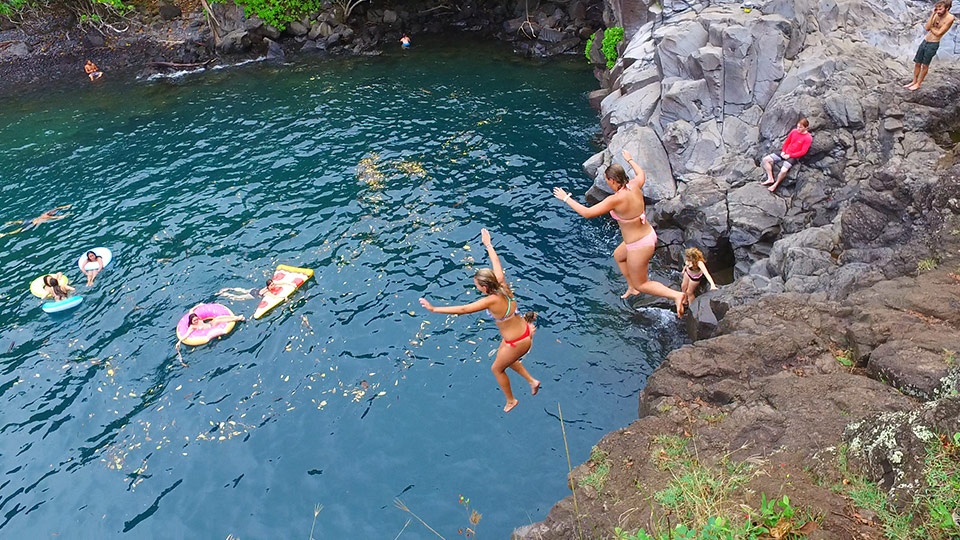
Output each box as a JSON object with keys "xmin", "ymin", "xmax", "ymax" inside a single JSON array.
[
  {"xmin": 836, "ymin": 437, "xmax": 960, "ymax": 539},
  {"xmin": 614, "ymin": 436, "xmax": 817, "ymax": 539},
  {"xmin": 917, "ymin": 257, "xmax": 939, "ymax": 274},
  {"xmin": 580, "ymin": 445, "xmax": 610, "ymax": 492}
]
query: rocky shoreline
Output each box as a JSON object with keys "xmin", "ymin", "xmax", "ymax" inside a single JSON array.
[
  {"xmin": 0, "ymin": 0, "xmax": 603, "ymax": 95},
  {"xmin": 517, "ymin": 0, "xmax": 960, "ymax": 537}
]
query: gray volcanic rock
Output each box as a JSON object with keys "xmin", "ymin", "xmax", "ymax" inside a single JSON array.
[{"xmin": 518, "ymin": 0, "xmax": 960, "ymax": 535}]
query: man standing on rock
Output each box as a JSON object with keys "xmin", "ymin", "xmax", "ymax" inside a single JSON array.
[
  {"xmin": 906, "ymin": 0, "xmax": 955, "ymax": 91},
  {"xmin": 761, "ymin": 118, "xmax": 812, "ymax": 193}
]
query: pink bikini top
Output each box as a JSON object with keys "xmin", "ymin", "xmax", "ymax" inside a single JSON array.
[
  {"xmin": 610, "ymin": 210, "xmax": 646, "ymax": 224},
  {"xmin": 610, "ymin": 185, "xmax": 646, "ymax": 223}
]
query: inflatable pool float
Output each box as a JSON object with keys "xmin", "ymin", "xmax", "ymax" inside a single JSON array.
[
  {"xmin": 254, "ymin": 264, "xmax": 314, "ymax": 319},
  {"xmin": 176, "ymin": 303, "xmax": 238, "ymax": 346},
  {"xmin": 30, "ymin": 274, "xmax": 70, "ymax": 299},
  {"xmin": 77, "ymin": 247, "xmax": 113, "ymax": 272},
  {"xmin": 42, "ymin": 296, "xmax": 83, "ymax": 313}
]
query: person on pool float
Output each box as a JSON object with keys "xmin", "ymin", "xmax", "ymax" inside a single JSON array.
[
  {"xmin": 82, "ymin": 250, "xmax": 105, "ymax": 286},
  {"xmin": 176, "ymin": 308, "xmax": 246, "ymax": 366},
  {"xmin": 216, "ymin": 278, "xmax": 289, "ymax": 301},
  {"xmin": 44, "ymin": 275, "xmax": 75, "ymax": 301},
  {"xmin": 419, "ymin": 228, "xmax": 541, "ymax": 413}
]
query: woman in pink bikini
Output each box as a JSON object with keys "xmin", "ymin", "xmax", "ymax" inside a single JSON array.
[
  {"xmin": 419, "ymin": 228, "xmax": 541, "ymax": 413},
  {"xmin": 553, "ymin": 149, "xmax": 685, "ymax": 317}
]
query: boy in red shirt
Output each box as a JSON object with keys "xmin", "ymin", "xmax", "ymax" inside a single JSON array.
[{"xmin": 761, "ymin": 118, "xmax": 812, "ymax": 193}]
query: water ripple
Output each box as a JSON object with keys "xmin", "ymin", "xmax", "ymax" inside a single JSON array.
[{"xmin": 0, "ymin": 43, "xmax": 686, "ymax": 537}]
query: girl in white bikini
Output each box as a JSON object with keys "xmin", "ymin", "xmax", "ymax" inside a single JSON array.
[
  {"xmin": 419, "ymin": 228, "xmax": 541, "ymax": 413},
  {"xmin": 553, "ymin": 149, "xmax": 685, "ymax": 317}
]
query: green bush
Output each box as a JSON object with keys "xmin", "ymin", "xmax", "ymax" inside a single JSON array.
[
  {"xmin": 585, "ymin": 26, "xmax": 624, "ymax": 69},
  {"xmin": 0, "ymin": 0, "xmax": 32, "ymax": 18},
  {"xmin": 601, "ymin": 26, "xmax": 624, "ymax": 69},
  {"xmin": 219, "ymin": 0, "xmax": 322, "ymax": 31}
]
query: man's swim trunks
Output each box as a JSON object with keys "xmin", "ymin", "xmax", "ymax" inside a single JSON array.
[{"xmin": 914, "ymin": 40, "xmax": 940, "ymax": 65}]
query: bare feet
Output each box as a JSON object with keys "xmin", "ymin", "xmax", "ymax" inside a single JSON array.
[
  {"xmin": 504, "ymin": 399, "xmax": 519, "ymax": 412},
  {"xmin": 767, "ymin": 184, "xmax": 778, "ymax": 192},
  {"xmin": 908, "ymin": 83, "xmax": 920, "ymax": 91},
  {"xmin": 531, "ymin": 380, "xmax": 541, "ymax": 396},
  {"xmin": 621, "ymin": 287, "xmax": 640, "ymax": 299},
  {"xmin": 903, "ymin": 82, "xmax": 915, "ymax": 88},
  {"xmin": 762, "ymin": 178, "xmax": 774, "ymax": 185}
]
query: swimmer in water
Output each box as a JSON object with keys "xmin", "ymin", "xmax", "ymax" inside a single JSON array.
[{"xmin": 0, "ymin": 205, "xmax": 72, "ymax": 238}]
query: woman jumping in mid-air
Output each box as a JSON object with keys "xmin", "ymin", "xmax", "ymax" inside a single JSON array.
[
  {"xmin": 419, "ymin": 228, "xmax": 541, "ymax": 413},
  {"xmin": 553, "ymin": 149, "xmax": 685, "ymax": 317}
]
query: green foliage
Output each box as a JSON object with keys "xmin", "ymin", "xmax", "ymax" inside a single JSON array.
[
  {"xmin": 618, "ymin": 436, "xmax": 817, "ymax": 539},
  {"xmin": 585, "ymin": 26, "xmax": 625, "ymax": 69},
  {"xmin": 601, "ymin": 26, "xmax": 624, "ymax": 69},
  {"xmin": 227, "ymin": 0, "xmax": 321, "ymax": 31},
  {"xmin": 614, "ymin": 497, "xmax": 810, "ymax": 540},
  {"xmin": 0, "ymin": 0, "xmax": 32, "ymax": 18},
  {"xmin": 834, "ymin": 349, "xmax": 854, "ymax": 367}
]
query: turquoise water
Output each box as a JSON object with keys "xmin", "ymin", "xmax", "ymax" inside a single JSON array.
[{"xmin": 0, "ymin": 40, "xmax": 685, "ymax": 537}]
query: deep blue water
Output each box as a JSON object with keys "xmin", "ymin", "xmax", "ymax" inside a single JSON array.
[{"xmin": 0, "ymin": 39, "xmax": 685, "ymax": 537}]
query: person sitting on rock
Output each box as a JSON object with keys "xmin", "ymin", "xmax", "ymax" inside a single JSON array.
[
  {"xmin": 905, "ymin": 0, "xmax": 955, "ymax": 91},
  {"xmin": 400, "ymin": 34, "xmax": 411, "ymax": 48},
  {"xmin": 761, "ymin": 118, "xmax": 812, "ymax": 193},
  {"xmin": 84, "ymin": 60, "xmax": 103, "ymax": 81}
]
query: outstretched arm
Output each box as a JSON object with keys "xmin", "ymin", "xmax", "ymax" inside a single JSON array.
[
  {"xmin": 698, "ymin": 261, "xmax": 718, "ymax": 290},
  {"xmin": 419, "ymin": 295, "xmax": 496, "ymax": 316},
  {"xmin": 480, "ymin": 228, "xmax": 506, "ymax": 284},
  {"xmin": 552, "ymin": 187, "xmax": 621, "ymax": 218},
  {"xmin": 621, "ymin": 150, "xmax": 647, "ymax": 190}
]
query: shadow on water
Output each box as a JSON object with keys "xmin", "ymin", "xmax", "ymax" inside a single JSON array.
[{"xmin": 0, "ymin": 38, "xmax": 688, "ymax": 538}]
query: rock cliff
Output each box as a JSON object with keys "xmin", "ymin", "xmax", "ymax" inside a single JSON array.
[{"xmin": 517, "ymin": 0, "xmax": 960, "ymax": 537}]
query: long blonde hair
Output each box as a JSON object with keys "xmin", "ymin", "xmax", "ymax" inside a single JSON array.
[{"xmin": 474, "ymin": 268, "xmax": 512, "ymax": 298}]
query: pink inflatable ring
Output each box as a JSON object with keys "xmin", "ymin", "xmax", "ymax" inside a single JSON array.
[{"xmin": 176, "ymin": 303, "xmax": 238, "ymax": 346}]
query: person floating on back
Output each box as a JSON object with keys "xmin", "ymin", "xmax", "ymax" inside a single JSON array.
[
  {"xmin": 761, "ymin": 118, "xmax": 812, "ymax": 193},
  {"xmin": 84, "ymin": 60, "xmax": 103, "ymax": 81},
  {"xmin": 906, "ymin": 1, "xmax": 955, "ymax": 91}
]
